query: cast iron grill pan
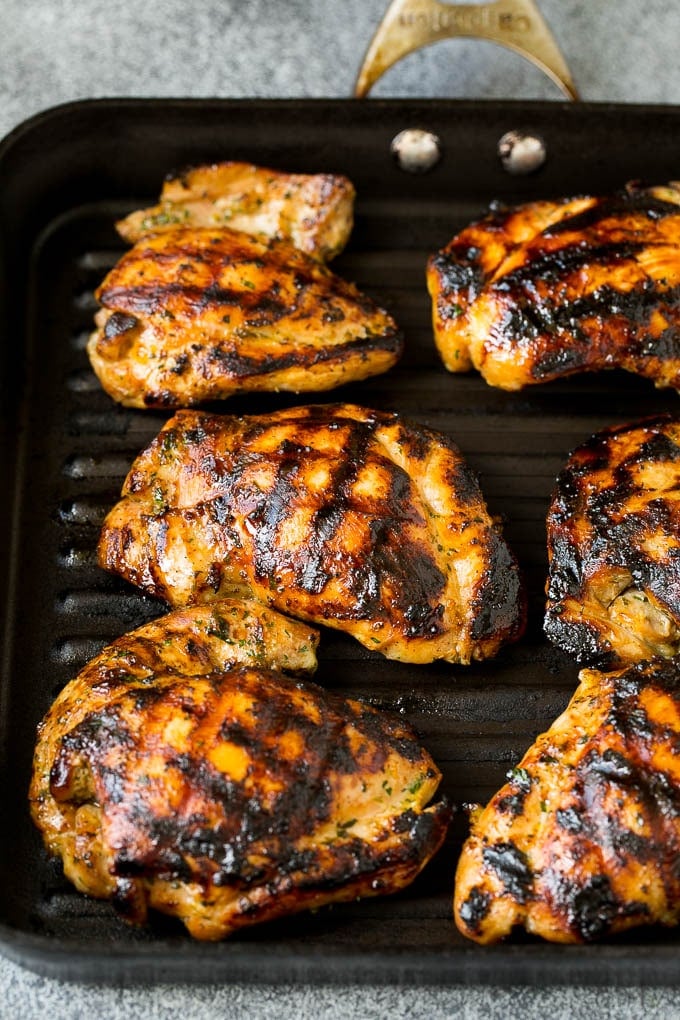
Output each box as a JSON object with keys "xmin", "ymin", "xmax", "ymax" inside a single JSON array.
[{"xmin": 3, "ymin": 100, "xmax": 680, "ymax": 984}]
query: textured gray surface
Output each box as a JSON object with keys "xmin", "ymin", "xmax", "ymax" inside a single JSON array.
[
  {"xmin": 3, "ymin": 0, "xmax": 680, "ymax": 1016},
  {"xmin": 12, "ymin": 960, "xmax": 680, "ymax": 1017},
  {"xmin": 3, "ymin": 958, "xmax": 680, "ymax": 1020},
  {"xmin": 0, "ymin": 0, "xmax": 679, "ymax": 142}
]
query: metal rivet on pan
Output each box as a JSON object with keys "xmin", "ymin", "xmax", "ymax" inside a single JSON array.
[
  {"xmin": 498, "ymin": 130, "xmax": 547, "ymax": 175},
  {"xmin": 391, "ymin": 129, "xmax": 442, "ymax": 173}
]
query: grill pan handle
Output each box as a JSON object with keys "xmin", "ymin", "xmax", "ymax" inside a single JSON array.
[{"xmin": 354, "ymin": 0, "xmax": 579, "ymax": 100}]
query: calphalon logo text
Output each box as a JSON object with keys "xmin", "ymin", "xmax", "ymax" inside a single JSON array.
[{"xmin": 399, "ymin": 10, "xmax": 531, "ymax": 34}]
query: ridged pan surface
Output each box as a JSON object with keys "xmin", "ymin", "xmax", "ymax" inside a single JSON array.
[{"xmin": 2, "ymin": 99, "xmax": 680, "ymax": 985}]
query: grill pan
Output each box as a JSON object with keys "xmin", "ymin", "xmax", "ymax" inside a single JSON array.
[{"xmin": 3, "ymin": 98, "xmax": 680, "ymax": 985}]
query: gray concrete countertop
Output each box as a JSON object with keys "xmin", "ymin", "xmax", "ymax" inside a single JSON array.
[{"xmin": 2, "ymin": 1, "xmax": 680, "ymax": 1017}]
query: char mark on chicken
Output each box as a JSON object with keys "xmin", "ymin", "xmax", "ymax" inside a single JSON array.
[{"xmin": 427, "ymin": 182, "xmax": 680, "ymax": 391}]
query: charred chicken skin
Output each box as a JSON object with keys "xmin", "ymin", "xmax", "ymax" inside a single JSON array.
[
  {"xmin": 455, "ymin": 656, "xmax": 680, "ymax": 944},
  {"xmin": 30, "ymin": 600, "xmax": 449, "ymax": 941},
  {"xmin": 87, "ymin": 228, "xmax": 402, "ymax": 409},
  {"xmin": 545, "ymin": 414, "xmax": 680, "ymax": 667},
  {"xmin": 427, "ymin": 182, "xmax": 680, "ymax": 391},
  {"xmin": 116, "ymin": 161, "xmax": 355, "ymax": 261},
  {"xmin": 97, "ymin": 403, "xmax": 525, "ymax": 665}
]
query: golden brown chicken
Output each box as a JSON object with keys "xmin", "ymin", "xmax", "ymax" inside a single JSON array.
[
  {"xmin": 30, "ymin": 599, "xmax": 449, "ymax": 941},
  {"xmin": 454, "ymin": 656, "xmax": 680, "ymax": 944},
  {"xmin": 116, "ymin": 161, "xmax": 355, "ymax": 261},
  {"xmin": 545, "ymin": 414, "xmax": 680, "ymax": 667},
  {"xmin": 427, "ymin": 181, "xmax": 680, "ymax": 391},
  {"xmin": 87, "ymin": 227, "xmax": 402, "ymax": 408},
  {"xmin": 97, "ymin": 403, "xmax": 525, "ymax": 665}
]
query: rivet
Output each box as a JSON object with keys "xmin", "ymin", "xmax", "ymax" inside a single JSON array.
[
  {"xmin": 391, "ymin": 129, "xmax": 442, "ymax": 173},
  {"xmin": 498, "ymin": 130, "xmax": 547, "ymax": 175}
]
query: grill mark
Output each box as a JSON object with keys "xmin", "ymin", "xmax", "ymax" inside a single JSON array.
[
  {"xmin": 481, "ymin": 841, "xmax": 533, "ymax": 903},
  {"xmin": 624, "ymin": 430, "xmax": 680, "ymax": 465},
  {"xmin": 104, "ymin": 406, "xmax": 521, "ymax": 650},
  {"xmin": 297, "ymin": 506, "xmax": 346, "ymax": 595},
  {"xmin": 250, "ymin": 456, "xmax": 301, "ymax": 584},
  {"xmin": 627, "ymin": 657, "xmax": 680, "ymax": 696},
  {"xmin": 578, "ymin": 684, "xmax": 680, "ymax": 875},
  {"xmin": 496, "ymin": 277, "xmax": 675, "ymax": 352},
  {"xmin": 203, "ymin": 329, "xmax": 402, "ymax": 380},
  {"xmin": 103, "ymin": 311, "xmax": 139, "ymax": 337},
  {"xmin": 494, "ymin": 241, "xmax": 643, "ymax": 293},
  {"xmin": 572, "ymin": 465, "xmax": 680, "ymax": 598},
  {"xmin": 543, "ymin": 609, "xmax": 611, "ymax": 667},
  {"xmin": 367, "ymin": 532, "xmax": 447, "ymax": 638},
  {"xmin": 545, "ymin": 416, "xmax": 680, "ymax": 664},
  {"xmin": 542, "ymin": 190, "xmax": 680, "ymax": 236},
  {"xmin": 227, "ymin": 410, "xmax": 450, "ymax": 636},
  {"xmin": 470, "ymin": 529, "xmax": 525, "ymax": 643},
  {"xmin": 526, "ymin": 283, "xmax": 680, "ymax": 379},
  {"xmin": 543, "ymin": 668, "xmax": 680, "ymax": 940},
  {"xmin": 99, "ymin": 272, "xmax": 401, "ymax": 377},
  {"xmin": 297, "ymin": 417, "xmax": 378, "ymax": 596},
  {"xmin": 99, "ymin": 281, "xmax": 269, "ymax": 316},
  {"xmin": 547, "ymin": 418, "xmax": 678, "ymax": 532},
  {"xmin": 496, "ymin": 791, "xmax": 528, "ymax": 817},
  {"xmin": 134, "ymin": 236, "xmax": 262, "ymax": 265},
  {"xmin": 56, "ymin": 667, "xmax": 439, "ymax": 889},
  {"xmin": 442, "ymin": 458, "xmax": 482, "ymax": 506},
  {"xmin": 458, "ymin": 886, "xmax": 491, "ymax": 933},
  {"xmin": 556, "ymin": 807, "xmax": 583, "ymax": 834},
  {"xmin": 429, "ymin": 248, "xmax": 485, "ymax": 301},
  {"xmin": 567, "ymin": 875, "xmax": 637, "ymax": 942}
]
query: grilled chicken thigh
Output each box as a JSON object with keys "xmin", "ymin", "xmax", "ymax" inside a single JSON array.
[
  {"xmin": 455, "ymin": 656, "xmax": 680, "ymax": 944},
  {"xmin": 116, "ymin": 161, "xmax": 355, "ymax": 261},
  {"xmin": 30, "ymin": 599, "xmax": 449, "ymax": 940},
  {"xmin": 427, "ymin": 182, "xmax": 680, "ymax": 391},
  {"xmin": 545, "ymin": 415, "xmax": 680, "ymax": 667},
  {"xmin": 88, "ymin": 228, "xmax": 401, "ymax": 409},
  {"xmin": 31, "ymin": 598, "xmax": 320, "ymax": 793},
  {"xmin": 98, "ymin": 403, "xmax": 525, "ymax": 665}
]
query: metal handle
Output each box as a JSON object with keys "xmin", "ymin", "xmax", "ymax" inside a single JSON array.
[{"xmin": 354, "ymin": 0, "xmax": 579, "ymax": 101}]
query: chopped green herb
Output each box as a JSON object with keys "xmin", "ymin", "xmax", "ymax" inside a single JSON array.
[
  {"xmin": 160, "ymin": 431, "xmax": 178, "ymax": 460},
  {"xmin": 151, "ymin": 485, "xmax": 166, "ymax": 514},
  {"xmin": 207, "ymin": 614, "xmax": 233, "ymax": 643},
  {"xmin": 141, "ymin": 208, "xmax": 188, "ymax": 229},
  {"xmin": 507, "ymin": 766, "xmax": 531, "ymax": 791}
]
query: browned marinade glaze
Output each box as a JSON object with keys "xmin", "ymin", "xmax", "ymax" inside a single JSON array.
[
  {"xmin": 88, "ymin": 228, "xmax": 402, "ymax": 408},
  {"xmin": 98, "ymin": 403, "xmax": 525, "ymax": 664},
  {"xmin": 545, "ymin": 414, "xmax": 680, "ymax": 667},
  {"xmin": 30, "ymin": 599, "xmax": 449, "ymax": 940},
  {"xmin": 454, "ymin": 656, "xmax": 680, "ymax": 944},
  {"xmin": 427, "ymin": 182, "xmax": 680, "ymax": 390}
]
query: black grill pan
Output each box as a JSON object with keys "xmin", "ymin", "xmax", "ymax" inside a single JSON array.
[{"xmin": 3, "ymin": 98, "xmax": 680, "ymax": 985}]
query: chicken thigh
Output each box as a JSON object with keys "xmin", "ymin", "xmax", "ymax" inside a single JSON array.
[
  {"xmin": 30, "ymin": 599, "xmax": 448, "ymax": 940},
  {"xmin": 428, "ymin": 182, "xmax": 680, "ymax": 391},
  {"xmin": 98, "ymin": 403, "xmax": 525, "ymax": 665},
  {"xmin": 116, "ymin": 161, "xmax": 354, "ymax": 261},
  {"xmin": 88, "ymin": 228, "xmax": 402, "ymax": 408},
  {"xmin": 455, "ymin": 657, "xmax": 680, "ymax": 944},
  {"xmin": 545, "ymin": 414, "xmax": 680, "ymax": 667}
]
